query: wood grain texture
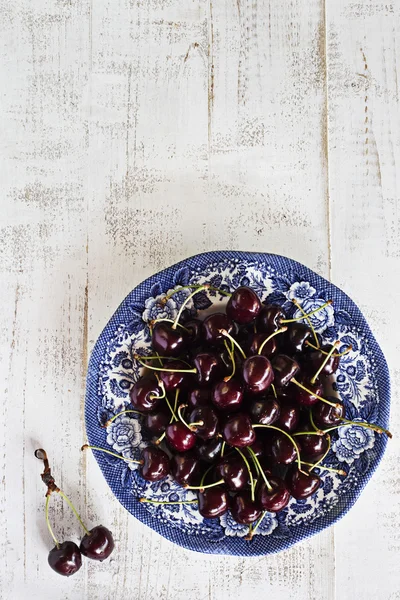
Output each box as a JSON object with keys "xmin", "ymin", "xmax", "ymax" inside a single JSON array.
[{"xmin": 0, "ymin": 0, "xmax": 398, "ymax": 598}]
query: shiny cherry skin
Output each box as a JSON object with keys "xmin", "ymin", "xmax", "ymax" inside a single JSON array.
[
  {"xmin": 212, "ymin": 379, "xmax": 244, "ymax": 412},
  {"xmin": 294, "ymin": 376, "xmax": 323, "ymax": 406},
  {"xmin": 144, "ymin": 406, "xmax": 170, "ymax": 435},
  {"xmin": 48, "ymin": 541, "xmax": 82, "ymax": 576},
  {"xmin": 216, "ymin": 455, "xmax": 248, "ymax": 491},
  {"xmin": 249, "ymin": 435, "xmax": 265, "ymax": 457},
  {"xmin": 276, "ymin": 399, "xmax": 300, "ymax": 432},
  {"xmin": 194, "ymin": 352, "xmax": 223, "ymax": 387},
  {"xmin": 202, "ymin": 313, "xmax": 235, "ymax": 346},
  {"xmin": 298, "ymin": 428, "xmax": 329, "ymax": 461},
  {"xmin": 256, "ymin": 304, "xmax": 286, "ymax": 334},
  {"xmin": 258, "ymin": 476, "xmax": 291, "ymax": 512},
  {"xmin": 226, "ymin": 286, "xmax": 261, "ymax": 324},
  {"xmin": 80, "ymin": 525, "xmax": 114, "ymax": 561},
  {"xmin": 270, "ymin": 432, "xmax": 297, "ymax": 464},
  {"xmin": 287, "ymin": 467, "xmax": 321, "ymax": 499},
  {"xmin": 230, "ymin": 491, "xmax": 262, "ymax": 524},
  {"xmin": 249, "ymin": 396, "xmax": 280, "ymax": 425},
  {"xmin": 242, "ymin": 355, "xmax": 274, "ymax": 394},
  {"xmin": 165, "ymin": 422, "xmax": 196, "ymax": 452},
  {"xmin": 183, "ymin": 319, "xmax": 203, "ymax": 345},
  {"xmin": 130, "ymin": 377, "xmax": 162, "ymax": 412},
  {"xmin": 189, "ymin": 406, "xmax": 219, "ymax": 440},
  {"xmin": 188, "ymin": 387, "xmax": 211, "ymax": 408},
  {"xmin": 171, "ymin": 452, "xmax": 201, "ymax": 486},
  {"xmin": 198, "ymin": 486, "xmax": 228, "ymax": 518},
  {"xmin": 272, "ymin": 354, "xmax": 300, "ymax": 387},
  {"xmin": 151, "ymin": 321, "xmax": 188, "ymax": 357},
  {"xmin": 159, "ymin": 360, "xmax": 193, "ymax": 391},
  {"xmin": 195, "ymin": 438, "xmax": 222, "ymax": 463},
  {"xmin": 304, "ymin": 344, "xmax": 340, "ymax": 377},
  {"xmin": 247, "ymin": 333, "xmax": 279, "ymax": 358},
  {"xmin": 141, "ymin": 447, "xmax": 170, "ymax": 481},
  {"xmin": 312, "ymin": 399, "xmax": 345, "ymax": 428},
  {"xmin": 222, "ymin": 413, "xmax": 256, "ymax": 447},
  {"xmin": 284, "ymin": 323, "xmax": 312, "ymax": 354}
]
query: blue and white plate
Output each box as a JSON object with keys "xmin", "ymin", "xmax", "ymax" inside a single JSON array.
[{"xmin": 85, "ymin": 251, "xmax": 390, "ymax": 555}]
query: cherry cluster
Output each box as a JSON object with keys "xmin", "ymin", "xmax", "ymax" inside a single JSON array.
[{"xmin": 90, "ymin": 284, "xmax": 391, "ymax": 538}]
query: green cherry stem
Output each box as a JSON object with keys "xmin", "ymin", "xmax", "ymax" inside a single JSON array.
[
  {"xmin": 305, "ymin": 340, "xmax": 353, "ymax": 357},
  {"xmin": 220, "ymin": 441, "xmax": 226, "ymax": 458},
  {"xmin": 253, "ymin": 424, "xmax": 306, "ymax": 474},
  {"xmin": 177, "ymin": 404, "xmax": 204, "ymax": 431},
  {"xmin": 235, "ymin": 448, "xmax": 256, "ymax": 502},
  {"xmin": 150, "ymin": 318, "xmax": 190, "ymax": 333},
  {"xmin": 247, "ymin": 447, "xmax": 273, "ymax": 492},
  {"xmin": 325, "ymin": 420, "xmax": 392, "ymax": 438},
  {"xmin": 270, "ymin": 383, "xmax": 277, "ymax": 399},
  {"xmin": 184, "ymin": 479, "xmax": 225, "ymax": 491},
  {"xmin": 172, "ymin": 285, "xmax": 209, "ymax": 329},
  {"xmin": 102, "ymin": 409, "xmax": 143, "ymax": 428},
  {"xmin": 45, "ymin": 494, "xmax": 59, "ymax": 547},
  {"xmin": 218, "ymin": 329, "xmax": 247, "ymax": 360},
  {"xmin": 165, "ymin": 390, "xmax": 179, "ymax": 422},
  {"xmin": 291, "ymin": 378, "xmax": 341, "ymax": 409},
  {"xmin": 134, "ymin": 355, "xmax": 196, "ymax": 374},
  {"xmin": 57, "ymin": 490, "xmax": 90, "ymax": 535},
  {"xmin": 300, "ymin": 462, "xmax": 347, "ymax": 476},
  {"xmin": 309, "ymin": 409, "xmax": 320, "ymax": 432},
  {"xmin": 139, "ymin": 498, "xmax": 198, "ymax": 505},
  {"xmin": 281, "ymin": 300, "xmax": 333, "ymax": 324},
  {"xmin": 81, "ymin": 444, "xmax": 143, "ymax": 464},
  {"xmin": 310, "ymin": 341, "xmax": 340, "ymax": 384},
  {"xmin": 223, "ymin": 339, "xmax": 236, "ymax": 382},
  {"xmin": 249, "ymin": 511, "xmax": 268, "ymax": 538},
  {"xmin": 291, "ymin": 298, "xmax": 320, "ymax": 348},
  {"xmin": 135, "ymin": 355, "xmax": 194, "ymax": 368},
  {"xmin": 293, "ymin": 431, "xmax": 324, "ymax": 437},
  {"xmin": 257, "ymin": 327, "xmax": 288, "ymax": 355}
]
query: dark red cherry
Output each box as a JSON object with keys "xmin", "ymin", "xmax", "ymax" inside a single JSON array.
[
  {"xmin": 130, "ymin": 377, "xmax": 162, "ymax": 412},
  {"xmin": 80, "ymin": 525, "xmax": 114, "ymax": 561},
  {"xmin": 230, "ymin": 491, "xmax": 262, "ymax": 524},
  {"xmin": 312, "ymin": 399, "xmax": 345, "ymax": 428},
  {"xmin": 258, "ymin": 476, "xmax": 291, "ymax": 512},
  {"xmin": 198, "ymin": 486, "xmax": 228, "ymax": 518},
  {"xmin": 247, "ymin": 332, "xmax": 279, "ymax": 358},
  {"xmin": 202, "ymin": 313, "xmax": 235, "ymax": 346},
  {"xmin": 249, "ymin": 396, "xmax": 280, "ymax": 426},
  {"xmin": 242, "ymin": 355, "xmax": 274, "ymax": 394},
  {"xmin": 298, "ymin": 429, "xmax": 329, "ymax": 461},
  {"xmin": 272, "ymin": 354, "xmax": 300, "ymax": 387},
  {"xmin": 171, "ymin": 452, "xmax": 201, "ymax": 486},
  {"xmin": 257, "ymin": 304, "xmax": 286, "ymax": 334},
  {"xmin": 270, "ymin": 432, "xmax": 297, "ymax": 464},
  {"xmin": 294, "ymin": 376, "xmax": 323, "ymax": 406},
  {"xmin": 222, "ymin": 413, "xmax": 255, "ymax": 447},
  {"xmin": 166, "ymin": 422, "xmax": 196, "ymax": 452},
  {"xmin": 305, "ymin": 344, "xmax": 340, "ymax": 376},
  {"xmin": 212, "ymin": 379, "xmax": 244, "ymax": 412},
  {"xmin": 287, "ymin": 467, "xmax": 321, "ymax": 499},
  {"xmin": 189, "ymin": 406, "xmax": 219, "ymax": 440},
  {"xmin": 226, "ymin": 286, "xmax": 261, "ymax": 324},
  {"xmin": 216, "ymin": 455, "xmax": 248, "ymax": 491},
  {"xmin": 151, "ymin": 321, "xmax": 188, "ymax": 357},
  {"xmin": 159, "ymin": 360, "xmax": 192, "ymax": 391},
  {"xmin": 144, "ymin": 406, "xmax": 170, "ymax": 435},
  {"xmin": 141, "ymin": 447, "xmax": 170, "ymax": 481},
  {"xmin": 183, "ymin": 319, "xmax": 203, "ymax": 344},
  {"xmin": 276, "ymin": 399, "xmax": 300, "ymax": 432},
  {"xmin": 48, "ymin": 542, "xmax": 82, "ymax": 576},
  {"xmin": 249, "ymin": 435, "xmax": 265, "ymax": 457},
  {"xmin": 193, "ymin": 352, "xmax": 223, "ymax": 387},
  {"xmin": 284, "ymin": 323, "xmax": 312, "ymax": 354},
  {"xmin": 195, "ymin": 438, "xmax": 222, "ymax": 463},
  {"xmin": 188, "ymin": 388, "xmax": 211, "ymax": 408}
]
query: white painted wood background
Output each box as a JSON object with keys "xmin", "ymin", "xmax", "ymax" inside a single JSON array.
[{"xmin": 1, "ymin": 0, "xmax": 399, "ymax": 598}]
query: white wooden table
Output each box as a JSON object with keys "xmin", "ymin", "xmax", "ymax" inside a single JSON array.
[{"xmin": 1, "ymin": 1, "xmax": 399, "ymax": 598}]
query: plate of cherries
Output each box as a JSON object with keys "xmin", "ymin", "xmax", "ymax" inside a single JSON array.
[{"xmin": 85, "ymin": 251, "xmax": 391, "ymax": 555}]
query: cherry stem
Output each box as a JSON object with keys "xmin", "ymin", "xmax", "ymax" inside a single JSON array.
[
  {"xmin": 163, "ymin": 284, "xmax": 232, "ymax": 302},
  {"xmin": 184, "ymin": 479, "xmax": 225, "ymax": 491},
  {"xmin": 310, "ymin": 342, "xmax": 340, "ymax": 384},
  {"xmin": 309, "ymin": 409, "xmax": 320, "ymax": 432},
  {"xmin": 57, "ymin": 490, "xmax": 90, "ymax": 536},
  {"xmin": 134, "ymin": 354, "xmax": 196, "ymax": 374},
  {"xmin": 150, "ymin": 318, "xmax": 190, "ymax": 333},
  {"xmin": 154, "ymin": 432, "xmax": 166, "ymax": 445},
  {"xmin": 45, "ymin": 494, "xmax": 59, "ymax": 547},
  {"xmin": 200, "ymin": 465, "xmax": 214, "ymax": 487},
  {"xmin": 305, "ymin": 340, "xmax": 352, "ymax": 357},
  {"xmin": 292, "ymin": 378, "xmax": 341, "ymax": 409},
  {"xmin": 257, "ymin": 327, "xmax": 288, "ymax": 355},
  {"xmin": 250, "ymin": 511, "xmax": 268, "ymax": 538},
  {"xmin": 165, "ymin": 390, "xmax": 178, "ymax": 422},
  {"xmin": 310, "ymin": 434, "xmax": 331, "ymax": 470},
  {"xmin": 326, "ymin": 420, "xmax": 392, "ymax": 438},
  {"xmin": 172, "ymin": 285, "xmax": 209, "ymax": 329},
  {"xmin": 219, "ymin": 329, "xmax": 247, "ymax": 360},
  {"xmin": 223, "ymin": 339, "xmax": 236, "ymax": 382},
  {"xmin": 81, "ymin": 444, "xmax": 143, "ymax": 464},
  {"xmin": 139, "ymin": 498, "xmax": 198, "ymax": 505},
  {"xmin": 235, "ymin": 448, "xmax": 256, "ymax": 502},
  {"xmin": 220, "ymin": 441, "xmax": 226, "ymax": 457},
  {"xmin": 300, "ymin": 462, "xmax": 347, "ymax": 476},
  {"xmin": 293, "ymin": 431, "xmax": 324, "ymax": 437},
  {"xmin": 247, "ymin": 447, "xmax": 273, "ymax": 492},
  {"xmin": 177, "ymin": 404, "xmax": 203, "ymax": 431},
  {"xmin": 291, "ymin": 298, "xmax": 320, "ymax": 348},
  {"xmin": 135, "ymin": 355, "xmax": 193, "ymax": 368},
  {"xmin": 271, "ymin": 383, "xmax": 277, "ymax": 399},
  {"xmin": 253, "ymin": 424, "xmax": 306, "ymax": 474},
  {"xmin": 281, "ymin": 299, "xmax": 332, "ymax": 323},
  {"xmin": 102, "ymin": 409, "xmax": 143, "ymax": 428}
]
